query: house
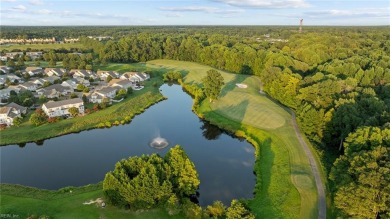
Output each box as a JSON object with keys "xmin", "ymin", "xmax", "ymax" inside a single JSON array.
[
  {"xmin": 73, "ymin": 77, "xmax": 90, "ymax": 87},
  {"xmin": 96, "ymin": 70, "xmax": 119, "ymax": 81},
  {"xmin": 36, "ymin": 84, "xmax": 73, "ymax": 98},
  {"xmin": 25, "ymin": 67, "xmax": 44, "ymax": 76},
  {"xmin": 88, "ymin": 86, "xmax": 117, "ymax": 103},
  {"xmin": 36, "ymin": 88, "xmax": 60, "ymax": 99},
  {"xmin": 61, "ymin": 79, "xmax": 78, "ymax": 90},
  {"xmin": 110, "ymin": 79, "xmax": 133, "ymax": 90},
  {"xmin": 120, "ymin": 72, "xmax": 139, "ymax": 81},
  {"xmin": 0, "ymin": 102, "xmax": 27, "ymax": 126},
  {"xmin": 120, "ymin": 72, "xmax": 150, "ymax": 82},
  {"xmin": 70, "ymin": 69, "xmax": 97, "ymax": 80},
  {"xmin": 43, "ymin": 76, "xmax": 60, "ymax": 84},
  {"xmin": 0, "ymin": 66, "xmax": 12, "ymax": 74},
  {"xmin": 134, "ymin": 72, "xmax": 150, "ymax": 81},
  {"xmin": 45, "ymin": 68, "xmax": 66, "ymax": 77},
  {"xmin": 0, "ymin": 74, "xmax": 22, "ymax": 85},
  {"xmin": 42, "ymin": 98, "xmax": 84, "ymax": 118},
  {"xmin": 33, "ymin": 76, "xmax": 60, "ymax": 88},
  {"xmin": 5, "ymin": 52, "xmax": 23, "ymax": 59},
  {"xmin": 96, "ymin": 86, "xmax": 117, "ymax": 99},
  {"xmin": 19, "ymin": 82, "xmax": 37, "ymax": 91},
  {"xmin": 26, "ymin": 51, "xmax": 43, "ymax": 60},
  {"xmin": 32, "ymin": 78, "xmax": 46, "ymax": 87},
  {"xmin": 0, "ymin": 88, "xmax": 11, "ymax": 100}
]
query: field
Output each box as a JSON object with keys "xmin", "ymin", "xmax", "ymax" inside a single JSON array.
[
  {"xmin": 0, "ymin": 43, "xmax": 85, "ymax": 51},
  {"xmin": 147, "ymin": 60, "xmax": 320, "ymax": 218},
  {"xmin": 1, "ymin": 60, "xmax": 323, "ymax": 218}
]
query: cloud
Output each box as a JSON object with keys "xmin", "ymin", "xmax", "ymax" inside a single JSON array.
[
  {"xmin": 11, "ymin": 4, "xmax": 26, "ymax": 11},
  {"xmin": 37, "ymin": 9, "xmax": 51, "ymax": 14},
  {"xmin": 304, "ymin": 8, "xmax": 390, "ymax": 18},
  {"xmin": 160, "ymin": 6, "xmax": 244, "ymax": 15},
  {"xmin": 160, "ymin": 6, "xmax": 218, "ymax": 13},
  {"xmin": 1, "ymin": 0, "xmax": 17, "ymax": 2},
  {"xmin": 29, "ymin": 0, "xmax": 43, "ymax": 5},
  {"xmin": 164, "ymin": 13, "xmax": 183, "ymax": 18},
  {"xmin": 211, "ymin": 0, "xmax": 309, "ymax": 8}
]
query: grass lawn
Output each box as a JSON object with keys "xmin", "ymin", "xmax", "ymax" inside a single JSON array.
[
  {"xmin": 0, "ymin": 43, "xmax": 85, "ymax": 51},
  {"xmin": 146, "ymin": 59, "xmax": 320, "ymax": 218},
  {"xmin": 0, "ymin": 184, "xmax": 184, "ymax": 219}
]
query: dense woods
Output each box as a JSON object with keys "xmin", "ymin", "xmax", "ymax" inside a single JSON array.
[{"xmin": 2, "ymin": 26, "xmax": 390, "ymax": 217}]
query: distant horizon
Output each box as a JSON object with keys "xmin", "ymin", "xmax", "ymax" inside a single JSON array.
[{"xmin": 1, "ymin": 0, "xmax": 389, "ymax": 26}]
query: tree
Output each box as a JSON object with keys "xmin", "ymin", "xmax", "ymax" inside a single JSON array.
[
  {"xmin": 103, "ymin": 145, "xmax": 199, "ymax": 210},
  {"xmin": 116, "ymin": 88, "xmax": 127, "ymax": 99},
  {"xmin": 70, "ymin": 93, "xmax": 78, "ymax": 98},
  {"xmin": 165, "ymin": 145, "xmax": 200, "ymax": 197},
  {"xmin": 106, "ymin": 75, "xmax": 113, "ymax": 83},
  {"xmin": 68, "ymin": 107, "xmax": 79, "ymax": 117},
  {"xmin": 43, "ymin": 81, "xmax": 51, "ymax": 88},
  {"xmin": 205, "ymin": 201, "xmax": 226, "ymax": 218},
  {"xmin": 127, "ymin": 87, "xmax": 133, "ymax": 95},
  {"xmin": 29, "ymin": 109, "xmax": 48, "ymax": 126},
  {"xmin": 76, "ymin": 84, "xmax": 86, "ymax": 91},
  {"xmin": 226, "ymin": 200, "xmax": 255, "ymax": 219},
  {"xmin": 48, "ymin": 59, "xmax": 56, "ymax": 67},
  {"xmin": 13, "ymin": 116, "xmax": 23, "ymax": 127},
  {"xmin": 330, "ymin": 127, "xmax": 390, "ymax": 218},
  {"xmin": 202, "ymin": 69, "xmax": 224, "ymax": 102}
]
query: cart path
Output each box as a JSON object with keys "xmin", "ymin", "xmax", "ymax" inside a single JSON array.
[{"xmin": 291, "ymin": 112, "xmax": 326, "ymax": 219}]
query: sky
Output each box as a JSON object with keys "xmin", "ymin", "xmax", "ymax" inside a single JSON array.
[{"xmin": 0, "ymin": 0, "xmax": 389, "ymax": 26}]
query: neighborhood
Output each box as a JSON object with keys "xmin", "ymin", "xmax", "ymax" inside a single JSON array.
[{"xmin": 0, "ymin": 66, "xmax": 150, "ymax": 127}]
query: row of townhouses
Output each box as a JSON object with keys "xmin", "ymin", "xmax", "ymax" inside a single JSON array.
[
  {"xmin": 0, "ymin": 52, "xmax": 43, "ymax": 61},
  {"xmin": 0, "ymin": 66, "xmax": 150, "ymax": 126}
]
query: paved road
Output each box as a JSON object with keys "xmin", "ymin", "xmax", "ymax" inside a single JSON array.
[
  {"xmin": 256, "ymin": 77, "xmax": 326, "ymax": 218},
  {"xmin": 291, "ymin": 112, "xmax": 326, "ymax": 219}
]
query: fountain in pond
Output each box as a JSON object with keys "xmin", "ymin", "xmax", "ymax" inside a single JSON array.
[{"xmin": 149, "ymin": 130, "xmax": 169, "ymax": 149}]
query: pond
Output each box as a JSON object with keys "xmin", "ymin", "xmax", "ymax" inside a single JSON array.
[{"xmin": 0, "ymin": 84, "xmax": 255, "ymax": 206}]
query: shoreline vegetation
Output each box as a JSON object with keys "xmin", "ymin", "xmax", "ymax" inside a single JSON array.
[{"xmin": 1, "ymin": 60, "xmax": 322, "ymax": 218}]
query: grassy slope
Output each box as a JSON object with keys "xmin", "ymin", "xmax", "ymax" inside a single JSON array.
[
  {"xmin": 147, "ymin": 59, "xmax": 319, "ymax": 218},
  {"xmin": 0, "ymin": 184, "xmax": 184, "ymax": 219},
  {"xmin": 0, "ymin": 43, "xmax": 85, "ymax": 51}
]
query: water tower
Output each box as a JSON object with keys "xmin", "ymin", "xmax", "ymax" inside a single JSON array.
[{"xmin": 299, "ymin": 19, "xmax": 303, "ymax": 33}]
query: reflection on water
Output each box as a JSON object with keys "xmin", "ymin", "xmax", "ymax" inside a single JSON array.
[
  {"xmin": 0, "ymin": 84, "xmax": 255, "ymax": 206},
  {"xmin": 201, "ymin": 121, "xmax": 223, "ymax": 140}
]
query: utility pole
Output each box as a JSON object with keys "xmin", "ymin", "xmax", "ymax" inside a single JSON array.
[{"xmin": 299, "ymin": 19, "xmax": 303, "ymax": 33}]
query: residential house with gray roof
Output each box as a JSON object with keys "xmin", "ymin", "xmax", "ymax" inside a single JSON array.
[{"xmin": 42, "ymin": 98, "xmax": 84, "ymax": 118}]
